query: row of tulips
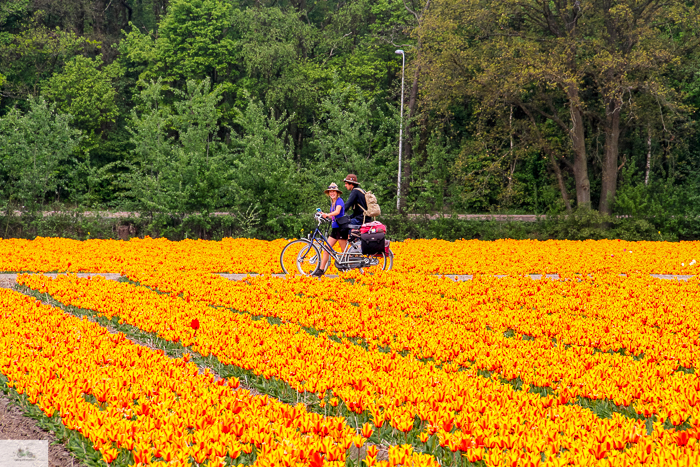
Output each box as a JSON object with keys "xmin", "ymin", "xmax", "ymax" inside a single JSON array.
[
  {"xmin": 18, "ymin": 273, "xmax": 700, "ymax": 466},
  {"xmin": 1, "ymin": 237, "xmax": 700, "ymax": 274},
  {"xmin": 339, "ymin": 272, "xmax": 700, "ymax": 355},
  {"xmin": 0, "ymin": 286, "xmax": 435, "ymax": 467},
  {"xmin": 122, "ymin": 268, "xmax": 700, "ymax": 422}
]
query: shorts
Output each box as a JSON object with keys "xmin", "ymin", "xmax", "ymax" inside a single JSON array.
[{"xmin": 330, "ymin": 227, "xmax": 349, "ymax": 240}]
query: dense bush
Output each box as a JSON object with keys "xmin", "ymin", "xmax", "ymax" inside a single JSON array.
[{"xmin": 1, "ymin": 207, "xmax": 696, "ymax": 243}]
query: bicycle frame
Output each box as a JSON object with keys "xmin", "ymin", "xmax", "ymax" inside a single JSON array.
[{"xmin": 307, "ymin": 216, "xmax": 375, "ymax": 270}]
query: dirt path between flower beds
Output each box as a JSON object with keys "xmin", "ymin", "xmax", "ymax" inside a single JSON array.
[
  {"xmin": 0, "ymin": 273, "xmax": 121, "ymax": 290},
  {"xmin": 0, "ymin": 394, "xmax": 79, "ymax": 467},
  {"xmin": 219, "ymin": 273, "xmax": 695, "ymax": 281}
]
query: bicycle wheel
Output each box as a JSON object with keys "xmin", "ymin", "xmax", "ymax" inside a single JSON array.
[
  {"xmin": 280, "ymin": 239, "xmax": 322, "ymax": 276},
  {"xmin": 359, "ymin": 250, "xmax": 393, "ymax": 273}
]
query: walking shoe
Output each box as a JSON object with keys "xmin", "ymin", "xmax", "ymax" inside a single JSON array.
[{"xmin": 311, "ymin": 268, "xmax": 325, "ymax": 277}]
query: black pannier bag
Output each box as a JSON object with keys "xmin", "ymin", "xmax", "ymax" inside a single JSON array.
[{"xmin": 361, "ymin": 232, "xmax": 386, "ymax": 255}]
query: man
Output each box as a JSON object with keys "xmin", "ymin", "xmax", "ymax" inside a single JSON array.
[{"xmin": 343, "ymin": 174, "xmax": 368, "ymax": 229}]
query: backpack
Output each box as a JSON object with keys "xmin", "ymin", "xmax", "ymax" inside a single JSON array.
[{"xmin": 357, "ymin": 188, "xmax": 381, "ymax": 218}]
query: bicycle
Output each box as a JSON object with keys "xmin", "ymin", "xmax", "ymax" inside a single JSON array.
[{"xmin": 280, "ymin": 210, "xmax": 393, "ymax": 276}]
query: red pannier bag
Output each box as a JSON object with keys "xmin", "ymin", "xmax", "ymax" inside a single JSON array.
[{"xmin": 360, "ymin": 221, "xmax": 386, "ymax": 234}]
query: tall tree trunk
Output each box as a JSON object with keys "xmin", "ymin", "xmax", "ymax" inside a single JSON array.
[
  {"xmin": 645, "ymin": 125, "xmax": 652, "ymax": 186},
  {"xmin": 399, "ymin": 59, "xmax": 420, "ymax": 212},
  {"xmin": 599, "ymin": 98, "xmax": 621, "ymax": 214},
  {"xmin": 519, "ymin": 102, "xmax": 573, "ymax": 211},
  {"xmin": 568, "ymin": 91, "xmax": 590, "ymax": 208},
  {"xmin": 549, "ymin": 151, "xmax": 572, "ymax": 211}
]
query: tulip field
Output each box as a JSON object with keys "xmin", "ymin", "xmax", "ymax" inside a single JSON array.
[{"xmin": 2, "ymin": 238, "xmax": 700, "ymax": 466}]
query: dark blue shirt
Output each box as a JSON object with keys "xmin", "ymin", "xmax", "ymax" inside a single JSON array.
[{"xmin": 346, "ymin": 188, "xmax": 368, "ymax": 224}]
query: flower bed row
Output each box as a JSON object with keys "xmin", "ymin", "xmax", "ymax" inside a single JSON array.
[
  {"xmin": 1, "ymin": 237, "xmax": 700, "ymax": 274},
  {"xmin": 18, "ymin": 273, "xmax": 700, "ymax": 465}
]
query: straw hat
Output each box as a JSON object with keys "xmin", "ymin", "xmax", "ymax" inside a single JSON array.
[{"xmin": 324, "ymin": 182, "xmax": 342, "ymax": 195}]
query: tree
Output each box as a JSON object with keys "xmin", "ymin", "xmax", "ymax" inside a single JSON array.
[
  {"xmin": 0, "ymin": 14, "xmax": 91, "ymax": 108},
  {"xmin": 418, "ymin": 0, "xmax": 700, "ymax": 213},
  {"xmin": 225, "ymin": 95, "xmax": 312, "ymax": 235},
  {"xmin": 0, "ymin": 96, "xmax": 81, "ymax": 212},
  {"xmin": 154, "ymin": 0, "xmax": 238, "ymax": 84},
  {"xmin": 42, "ymin": 55, "xmax": 121, "ymax": 136},
  {"xmin": 124, "ymin": 78, "xmax": 226, "ymax": 216},
  {"xmin": 311, "ymin": 81, "xmax": 399, "ymax": 206}
]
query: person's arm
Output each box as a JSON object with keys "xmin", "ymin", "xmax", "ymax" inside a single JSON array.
[
  {"xmin": 346, "ymin": 190, "xmax": 358, "ymax": 210},
  {"xmin": 323, "ymin": 204, "xmax": 342, "ymax": 218}
]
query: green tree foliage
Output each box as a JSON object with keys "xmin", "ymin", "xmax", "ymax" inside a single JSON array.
[
  {"xmin": 0, "ymin": 96, "xmax": 81, "ymax": 212},
  {"xmin": 153, "ymin": 0, "xmax": 239, "ymax": 85},
  {"xmin": 124, "ymin": 78, "xmax": 226, "ymax": 216},
  {"xmin": 311, "ymin": 81, "xmax": 398, "ymax": 202},
  {"xmin": 227, "ymin": 97, "xmax": 311, "ymax": 234},
  {"xmin": 125, "ymin": 77, "xmax": 312, "ymax": 235},
  {"xmin": 42, "ymin": 55, "xmax": 121, "ymax": 136},
  {"xmin": 3, "ymin": 0, "xmax": 700, "ymax": 238},
  {"xmin": 0, "ymin": 15, "xmax": 92, "ymax": 105},
  {"xmin": 417, "ymin": 0, "xmax": 700, "ymax": 213}
]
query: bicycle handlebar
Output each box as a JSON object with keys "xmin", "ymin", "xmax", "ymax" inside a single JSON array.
[{"xmin": 314, "ymin": 209, "xmax": 331, "ymax": 224}]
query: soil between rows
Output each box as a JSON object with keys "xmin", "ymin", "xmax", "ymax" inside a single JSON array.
[{"xmin": 0, "ymin": 393, "xmax": 80, "ymax": 467}]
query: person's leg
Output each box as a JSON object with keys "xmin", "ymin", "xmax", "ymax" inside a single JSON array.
[
  {"xmin": 319, "ymin": 237, "xmax": 337, "ymax": 272},
  {"xmin": 338, "ymin": 228, "xmax": 349, "ymax": 254}
]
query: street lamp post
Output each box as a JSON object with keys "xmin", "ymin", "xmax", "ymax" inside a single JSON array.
[{"xmin": 395, "ymin": 49, "xmax": 405, "ymax": 211}]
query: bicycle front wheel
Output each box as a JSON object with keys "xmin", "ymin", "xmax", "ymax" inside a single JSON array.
[{"xmin": 280, "ymin": 239, "xmax": 322, "ymax": 276}]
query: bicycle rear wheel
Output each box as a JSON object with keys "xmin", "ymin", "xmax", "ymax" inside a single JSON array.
[
  {"xmin": 280, "ymin": 239, "xmax": 321, "ymax": 276},
  {"xmin": 359, "ymin": 250, "xmax": 393, "ymax": 273}
]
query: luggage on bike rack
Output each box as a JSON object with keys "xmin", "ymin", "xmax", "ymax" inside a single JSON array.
[
  {"xmin": 361, "ymin": 231, "xmax": 386, "ymax": 255},
  {"xmin": 360, "ymin": 221, "xmax": 386, "ymax": 234}
]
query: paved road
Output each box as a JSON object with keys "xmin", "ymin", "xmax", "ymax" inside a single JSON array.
[
  {"xmin": 7, "ymin": 211, "xmax": 547, "ymax": 221},
  {"xmin": 219, "ymin": 273, "xmax": 694, "ymax": 281},
  {"xmin": 0, "ymin": 273, "xmax": 122, "ymax": 289},
  {"xmin": 0, "ymin": 272, "xmax": 692, "ymax": 290}
]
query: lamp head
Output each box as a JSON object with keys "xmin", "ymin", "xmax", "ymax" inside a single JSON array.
[{"xmin": 395, "ymin": 49, "xmax": 404, "ymax": 55}]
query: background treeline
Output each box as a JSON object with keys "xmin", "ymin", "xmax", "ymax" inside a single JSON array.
[{"xmin": 1, "ymin": 0, "xmax": 700, "ymax": 241}]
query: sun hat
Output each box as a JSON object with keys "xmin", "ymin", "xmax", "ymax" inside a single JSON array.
[
  {"xmin": 343, "ymin": 174, "xmax": 360, "ymax": 186},
  {"xmin": 324, "ymin": 182, "xmax": 342, "ymax": 195}
]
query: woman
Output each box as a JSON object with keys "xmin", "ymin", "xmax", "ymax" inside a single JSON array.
[{"xmin": 313, "ymin": 183, "xmax": 348, "ymax": 277}]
